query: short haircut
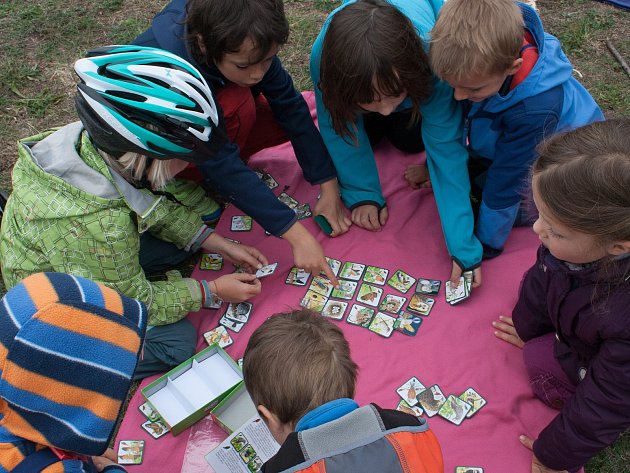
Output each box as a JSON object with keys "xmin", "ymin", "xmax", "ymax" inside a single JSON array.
[
  {"xmin": 318, "ymin": 0, "xmax": 432, "ymax": 141},
  {"xmin": 243, "ymin": 310, "xmax": 358, "ymax": 425},
  {"xmin": 186, "ymin": 0, "xmax": 289, "ymax": 64},
  {"xmin": 533, "ymin": 118, "xmax": 630, "ymax": 247},
  {"xmin": 430, "ymin": 0, "xmax": 523, "ymax": 80}
]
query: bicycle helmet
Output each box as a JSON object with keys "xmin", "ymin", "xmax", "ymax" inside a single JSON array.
[{"xmin": 74, "ymin": 45, "xmax": 225, "ymax": 162}]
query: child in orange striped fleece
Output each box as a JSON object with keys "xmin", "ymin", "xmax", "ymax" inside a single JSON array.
[{"xmin": 0, "ymin": 272, "xmax": 147, "ymax": 472}]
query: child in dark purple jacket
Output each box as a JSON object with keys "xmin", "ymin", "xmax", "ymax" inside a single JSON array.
[{"xmin": 493, "ymin": 119, "xmax": 630, "ymax": 472}]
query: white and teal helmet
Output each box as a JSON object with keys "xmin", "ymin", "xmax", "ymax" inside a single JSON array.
[{"xmin": 74, "ymin": 45, "xmax": 225, "ymax": 162}]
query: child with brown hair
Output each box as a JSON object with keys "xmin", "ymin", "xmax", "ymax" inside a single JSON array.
[
  {"xmin": 427, "ymin": 0, "xmax": 603, "ymax": 259},
  {"xmin": 311, "ymin": 0, "xmax": 482, "ymax": 288},
  {"xmin": 243, "ymin": 309, "xmax": 444, "ymax": 472},
  {"xmin": 133, "ymin": 0, "xmax": 349, "ymax": 277},
  {"xmin": 493, "ymin": 119, "xmax": 630, "ymax": 472}
]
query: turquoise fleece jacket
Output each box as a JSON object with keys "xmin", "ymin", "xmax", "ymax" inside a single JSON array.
[{"xmin": 311, "ymin": 0, "xmax": 481, "ymax": 270}]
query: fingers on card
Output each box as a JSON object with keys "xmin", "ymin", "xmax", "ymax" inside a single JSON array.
[
  {"xmin": 445, "ymin": 277, "xmax": 469, "ymax": 304},
  {"xmin": 204, "ymin": 326, "xmax": 233, "ymax": 348},
  {"xmin": 437, "ymin": 394, "xmax": 472, "ymax": 426},
  {"xmin": 231, "ymin": 216, "xmax": 253, "ymax": 232},
  {"xmin": 286, "ymin": 267, "xmax": 310, "ymax": 286},
  {"xmin": 200, "ymin": 253, "xmax": 223, "ymax": 270},
  {"xmin": 346, "ymin": 304, "xmax": 375, "ymax": 327},
  {"xmin": 300, "ymin": 290, "xmax": 328, "ymax": 313},
  {"xmin": 323, "ymin": 257, "xmax": 342, "ymax": 277},
  {"xmin": 394, "ymin": 311, "xmax": 423, "ymax": 336},
  {"xmin": 357, "ymin": 283, "xmax": 383, "ymax": 307},
  {"xmin": 396, "ymin": 376, "xmax": 426, "ymax": 406},
  {"xmin": 339, "ymin": 262, "xmax": 365, "ymax": 281},
  {"xmin": 322, "ymin": 300, "xmax": 348, "ymax": 320},
  {"xmin": 379, "ymin": 294, "xmax": 407, "ymax": 314},
  {"xmin": 363, "ymin": 266, "xmax": 389, "ymax": 285},
  {"xmin": 459, "ymin": 387, "xmax": 487, "ymax": 418},
  {"xmin": 463, "ymin": 270, "xmax": 473, "ymax": 293},
  {"xmin": 407, "ymin": 294, "xmax": 435, "ymax": 316},
  {"xmin": 309, "ymin": 276, "xmax": 334, "ymax": 297},
  {"xmin": 368, "ymin": 312, "xmax": 396, "ymax": 338},
  {"xmin": 396, "ymin": 400, "xmax": 424, "ymax": 418},
  {"xmin": 255, "ymin": 262, "xmax": 278, "ymax": 279},
  {"xmin": 138, "ymin": 402, "xmax": 160, "ymax": 422},
  {"xmin": 118, "ymin": 440, "xmax": 145, "ymax": 464},
  {"xmin": 331, "ymin": 280, "xmax": 358, "ymax": 299},
  {"xmin": 387, "ymin": 270, "xmax": 416, "ymax": 293},
  {"xmin": 415, "ymin": 278, "xmax": 441, "ymax": 295},
  {"xmin": 278, "ymin": 192, "xmax": 299, "ymax": 209},
  {"xmin": 416, "ymin": 384, "xmax": 447, "ymax": 417},
  {"xmin": 142, "ymin": 419, "xmax": 169, "ymax": 439}
]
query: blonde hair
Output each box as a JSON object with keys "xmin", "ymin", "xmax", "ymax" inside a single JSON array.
[
  {"xmin": 243, "ymin": 310, "xmax": 358, "ymax": 425},
  {"xmin": 430, "ymin": 0, "xmax": 523, "ymax": 80},
  {"xmin": 99, "ymin": 151, "xmax": 174, "ymax": 190}
]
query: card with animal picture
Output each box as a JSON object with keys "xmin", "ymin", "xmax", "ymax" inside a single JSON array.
[
  {"xmin": 438, "ymin": 394, "xmax": 473, "ymax": 426},
  {"xmin": 231, "ymin": 215, "xmax": 253, "ymax": 232},
  {"xmin": 331, "ymin": 280, "xmax": 358, "ymax": 300},
  {"xmin": 321, "ymin": 300, "xmax": 348, "ymax": 320},
  {"xmin": 346, "ymin": 304, "xmax": 375, "ymax": 328},
  {"xmin": 357, "ymin": 283, "xmax": 383, "ymax": 307},
  {"xmin": 239, "ymin": 444, "xmax": 257, "ymax": 464},
  {"xmin": 200, "ymin": 253, "xmax": 223, "ymax": 271},
  {"xmin": 141, "ymin": 419, "xmax": 169, "ymax": 439},
  {"xmin": 416, "ymin": 385, "xmax": 447, "ymax": 417},
  {"xmin": 459, "ymin": 387, "xmax": 487, "ymax": 418},
  {"xmin": 308, "ymin": 276, "xmax": 334, "ymax": 297},
  {"xmin": 324, "ymin": 257, "xmax": 342, "ymax": 277},
  {"xmin": 445, "ymin": 278, "xmax": 469, "ymax": 304},
  {"xmin": 368, "ymin": 312, "xmax": 396, "ymax": 338},
  {"xmin": 363, "ymin": 265, "xmax": 389, "ymax": 286},
  {"xmin": 395, "ymin": 399, "xmax": 424, "ymax": 418},
  {"xmin": 379, "ymin": 294, "xmax": 407, "ymax": 314},
  {"xmin": 294, "ymin": 203, "xmax": 312, "ymax": 220},
  {"xmin": 387, "ymin": 270, "xmax": 416, "ymax": 293},
  {"xmin": 230, "ymin": 432, "xmax": 248, "ymax": 451},
  {"xmin": 278, "ymin": 192, "xmax": 299, "ymax": 209},
  {"xmin": 300, "ymin": 290, "xmax": 327, "ymax": 313},
  {"xmin": 286, "ymin": 267, "xmax": 310, "ymax": 286},
  {"xmin": 415, "ymin": 278, "xmax": 441, "ymax": 295},
  {"xmin": 455, "ymin": 467, "xmax": 484, "ymax": 473},
  {"xmin": 255, "ymin": 262, "xmax": 278, "ymax": 279},
  {"xmin": 248, "ymin": 457, "xmax": 263, "ymax": 471},
  {"xmin": 117, "ymin": 440, "xmax": 145, "ymax": 465},
  {"xmin": 339, "ymin": 262, "xmax": 365, "ymax": 281},
  {"xmin": 225, "ymin": 302, "xmax": 253, "ymax": 323},
  {"xmin": 138, "ymin": 402, "xmax": 160, "ymax": 422},
  {"xmin": 260, "ymin": 172, "xmax": 279, "ymax": 190},
  {"xmin": 394, "ymin": 311, "xmax": 423, "ymax": 336},
  {"xmin": 220, "ymin": 314, "xmax": 245, "ymax": 333},
  {"xmin": 203, "ymin": 326, "xmax": 233, "ymax": 349},
  {"xmin": 407, "ymin": 294, "xmax": 435, "ymax": 316},
  {"xmin": 396, "ymin": 376, "xmax": 426, "ymax": 406},
  {"xmin": 463, "ymin": 271, "xmax": 473, "ymax": 293}
]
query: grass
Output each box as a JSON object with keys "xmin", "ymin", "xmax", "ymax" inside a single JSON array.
[{"xmin": 0, "ymin": 0, "xmax": 629, "ymax": 470}]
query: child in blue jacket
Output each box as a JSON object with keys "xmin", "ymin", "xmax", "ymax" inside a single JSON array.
[{"xmin": 426, "ymin": 0, "xmax": 603, "ymax": 257}]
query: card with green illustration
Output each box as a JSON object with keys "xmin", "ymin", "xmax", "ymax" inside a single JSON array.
[
  {"xmin": 299, "ymin": 290, "xmax": 327, "ymax": 313},
  {"xmin": 363, "ymin": 266, "xmax": 389, "ymax": 285},
  {"xmin": 437, "ymin": 394, "xmax": 472, "ymax": 426},
  {"xmin": 379, "ymin": 294, "xmax": 407, "ymax": 314},
  {"xmin": 386, "ymin": 270, "xmax": 416, "ymax": 293},
  {"xmin": 331, "ymin": 280, "xmax": 358, "ymax": 299},
  {"xmin": 346, "ymin": 304, "xmax": 375, "ymax": 328},
  {"xmin": 339, "ymin": 262, "xmax": 365, "ymax": 281},
  {"xmin": 357, "ymin": 283, "xmax": 383, "ymax": 307},
  {"xmin": 321, "ymin": 300, "xmax": 348, "ymax": 320}
]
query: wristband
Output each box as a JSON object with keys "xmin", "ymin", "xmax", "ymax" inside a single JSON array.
[{"xmin": 200, "ymin": 280, "xmax": 223, "ymax": 309}]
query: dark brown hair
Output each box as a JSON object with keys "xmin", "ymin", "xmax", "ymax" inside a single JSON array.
[
  {"xmin": 533, "ymin": 119, "xmax": 630, "ymax": 247},
  {"xmin": 243, "ymin": 309, "xmax": 358, "ymax": 425},
  {"xmin": 186, "ymin": 0, "xmax": 289, "ymax": 65},
  {"xmin": 318, "ymin": 0, "xmax": 432, "ymax": 140}
]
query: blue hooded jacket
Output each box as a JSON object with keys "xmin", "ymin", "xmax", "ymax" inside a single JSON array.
[
  {"xmin": 311, "ymin": 0, "xmax": 482, "ymax": 270},
  {"xmin": 468, "ymin": 3, "xmax": 604, "ymax": 252},
  {"xmin": 133, "ymin": 0, "xmax": 337, "ymax": 236}
]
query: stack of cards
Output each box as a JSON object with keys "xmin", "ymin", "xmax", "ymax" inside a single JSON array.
[
  {"xmin": 445, "ymin": 271, "xmax": 473, "ymax": 305},
  {"xmin": 219, "ymin": 302, "xmax": 254, "ymax": 333}
]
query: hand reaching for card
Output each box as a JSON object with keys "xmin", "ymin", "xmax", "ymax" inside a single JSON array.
[
  {"xmin": 202, "ymin": 232, "xmax": 267, "ymax": 272},
  {"xmin": 450, "ymin": 260, "xmax": 482, "ymax": 289},
  {"xmin": 519, "ymin": 435, "xmax": 569, "ymax": 473},
  {"xmin": 492, "ymin": 315, "xmax": 525, "ymax": 348},
  {"xmin": 211, "ymin": 273, "xmax": 262, "ymax": 303}
]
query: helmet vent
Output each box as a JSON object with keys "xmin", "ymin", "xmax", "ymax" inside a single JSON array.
[{"xmin": 107, "ymin": 90, "xmax": 147, "ymax": 103}]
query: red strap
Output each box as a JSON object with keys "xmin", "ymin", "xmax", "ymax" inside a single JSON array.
[{"xmin": 511, "ymin": 31, "xmax": 539, "ymax": 90}]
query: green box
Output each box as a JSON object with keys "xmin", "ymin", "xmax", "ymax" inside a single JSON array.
[
  {"xmin": 141, "ymin": 344, "xmax": 242, "ymax": 435},
  {"xmin": 210, "ymin": 381, "xmax": 258, "ymax": 434}
]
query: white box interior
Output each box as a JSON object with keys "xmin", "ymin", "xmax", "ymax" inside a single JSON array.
[
  {"xmin": 215, "ymin": 387, "xmax": 257, "ymax": 432},
  {"xmin": 147, "ymin": 353, "xmax": 241, "ymax": 426}
]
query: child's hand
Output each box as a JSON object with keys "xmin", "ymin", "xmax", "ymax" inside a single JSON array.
[
  {"xmin": 519, "ymin": 435, "xmax": 569, "ymax": 473},
  {"xmin": 213, "ymin": 273, "xmax": 262, "ymax": 303},
  {"xmin": 404, "ymin": 163, "xmax": 432, "ymax": 189},
  {"xmin": 202, "ymin": 233, "xmax": 268, "ymax": 271},
  {"xmin": 351, "ymin": 204, "xmax": 388, "ymax": 231},
  {"xmin": 91, "ymin": 448, "xmax": 118, "ymax": 472},
  {"xmin": 493, "ymin": 315, "xmax": 525, "ymax": 348},
  {"xmin": 315, "ymin": 179, "xmax": 352, "ymax": 237},
  {"xmin": 450, "ymin": 261, "xmax": 482, "ymax": 288}
]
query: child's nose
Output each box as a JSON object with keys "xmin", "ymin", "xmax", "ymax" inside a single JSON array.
[
  {"xmin": 532, "ymin": 218, "xmax": 544, "ymax": 238},
  {"xmin": 453, "ymin": 88, "xmax": 468, "ymax": 101}
]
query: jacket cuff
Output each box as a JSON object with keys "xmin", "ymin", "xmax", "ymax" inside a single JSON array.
[
  {"xmin": 349, "ymin": 200, "xmax": 386, "ymax": 211},
  {"xmin": 185, "ymin": 225, "xmax": 213, "ymax": 253},
  {"xmin": 452, "ymin": 256, "xmax": 481, "ymax": 272}
]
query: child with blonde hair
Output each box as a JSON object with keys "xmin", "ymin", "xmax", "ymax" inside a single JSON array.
[
  {"xmin": 424, "ymin": 0, "xmax": 603, "ymax": 259},
  {"xmin": 493, "ymin": 119, "xmax": 630, "ymax": 472}
]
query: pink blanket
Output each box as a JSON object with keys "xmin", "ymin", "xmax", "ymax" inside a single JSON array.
[{"xmin": 116, "ymin": 93, "xmax": 557, "ymax": 472}]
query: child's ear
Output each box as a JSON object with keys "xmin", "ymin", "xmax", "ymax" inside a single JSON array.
[
  {"xmin": 608, "ymin": 241, "xmax": 630, "ymax": 257},
  {"xmin": 257, "ymin": 405, "xmax": 294, "ymax": 444},
  {"xmin": 507, "ymin": 58, "xmax": 523, "ymax": 76},
  {"xmin": 196, "ymin": 34, "xmax": 207, "ymax": 56}
]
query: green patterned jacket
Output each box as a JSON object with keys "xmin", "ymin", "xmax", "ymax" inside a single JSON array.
[{"xmin": 0, "ymin": 122, "xmax": 221, "ymax": 325}]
